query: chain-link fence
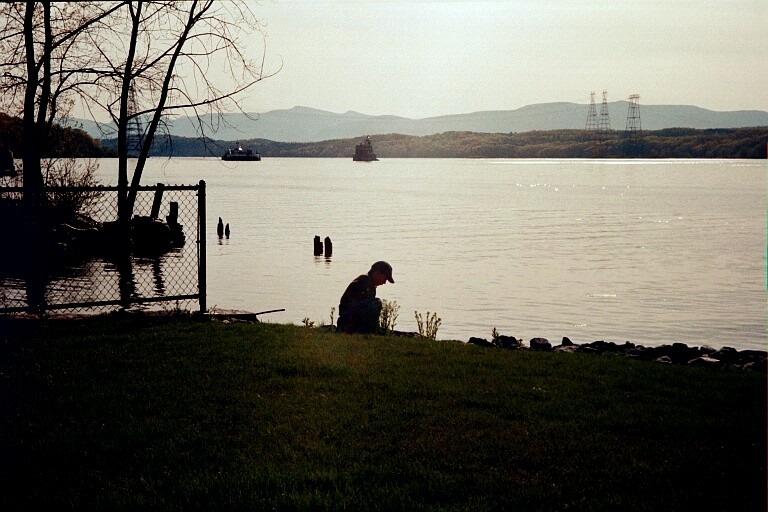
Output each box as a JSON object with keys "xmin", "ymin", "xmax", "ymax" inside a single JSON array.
[{"xmin": 0, "ymin": 181, "xmax": 206, "ymax": 315}]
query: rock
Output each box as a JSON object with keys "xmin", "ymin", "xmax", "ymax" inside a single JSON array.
[
  {"xmin": 131, "ymin": 216, "xmax": 172, "ymax": 253},
  {"xmin": 688, "ymin": 355, "xmax": 724, "ymax": 368},
  {"xmin": 652, "ymin": 343, "xmax": 701, "ymax": 364},
  {"xmin": 728, "ymin": 350, "xmax": 768, "ymax": 370},
  {"xmin": 741, "ymin": 360, "xmax": 768, "ymax": 373},
  {"xmin": 496, "ymin": 335, "xmax": 520, "ymax": 349},
  {"xmin": 711, "ymin": 347, "xmax": 739, "ymax": 364},
  {"xmin": 668, "ymin": 342, "xmax": 701, "ymax": 364},
  {"xmin": 740, "ymin": 349, "xmax": 768, "ymax": 361},
  {"xmin": 583, "ymin": 340, "xmax": 616, "ymax": 353},
  {"xmin": 461, "ymin": 331, "xmax": 763, "ymax": 371},
  {"xmin": 625, "ymin": 345, "xmax": 655, "ymax": 360},
  {"xmin": 556, "ymin": 337, "xmax": 580, "ymax": 353},
  {"xmin": 583, "ymin": 340, "xmax": 625, "ymax": 354},
  {"xmin": 391, "ymin": 330, "xmax": 420, "ymax": 338},
  {"xmin": 468, "ymin": 337, "xmax": 493, "ymax": 348}
]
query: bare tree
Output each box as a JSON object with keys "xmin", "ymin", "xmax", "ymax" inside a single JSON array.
[
  {"xmin": 0, "ymin": 2, "xmax": 123, "ymax": 218},
  {"xmin": 85, "ymin": 0, "xmax": 276, "ymax": 223},
  {"xmin": 1, "ymin": 0, "xmax": 277, "ymax": 226}
]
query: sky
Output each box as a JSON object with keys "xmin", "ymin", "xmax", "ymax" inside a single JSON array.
[{"xmin": 235, "ymin": 0, "xmax": 768, "ymax": 119}]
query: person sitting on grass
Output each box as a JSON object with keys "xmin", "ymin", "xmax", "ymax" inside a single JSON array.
[{"xmin": 336, "ymin": 261, "xmax": 394, "ymax": 334}]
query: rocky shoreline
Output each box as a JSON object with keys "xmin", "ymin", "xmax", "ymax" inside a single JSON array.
[{"xmin": 465, "ymin": 335, "xmax": 767, "ymax": 372}]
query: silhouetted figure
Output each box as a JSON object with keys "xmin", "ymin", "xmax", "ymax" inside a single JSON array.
[
  {"xmin": 0, "ymin": 146, "xmax": 16, "ymax": 176},
  {"xmin": 225, "ymin": 223, "xmax": 230, "ymax": 238},
  {"xmin": 314, "ymin": 235, "xmax": 323, "ymax": 256},
  {"xmin": 217, "ymin": 217, "xmax": 224, "ymax": 238},
  {"xmin": 336, "ymin": 261, "xmax": 394, "ymax": 334},
  {"xmin": 324, "ymin": 236, "xmax": 332, "ymax": 257}
]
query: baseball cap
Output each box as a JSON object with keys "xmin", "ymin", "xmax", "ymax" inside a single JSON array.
[{"xmin": 370, "ymin": 261, "xmax": 394, "ymax": 283}]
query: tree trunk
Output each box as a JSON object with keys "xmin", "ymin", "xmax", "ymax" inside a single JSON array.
[
  {"xmin": 22, "ymin": 1, "xmax": 47, "ymax": 219},
  {"xmin": 124, "ymin": 0, "xmax": 202, "ymax": 218},
  {"xmin": 117, "ymin": 0, "xmax": 142, "ymax": 225}
]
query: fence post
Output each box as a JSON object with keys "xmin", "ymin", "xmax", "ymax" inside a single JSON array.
[
  {"xmin": 198, "ymin": 180, "xmax": 207, "ymax": 313},
  {"xmin": 150, "ymin": 183, "xmax": 165, "ymax": 218}
]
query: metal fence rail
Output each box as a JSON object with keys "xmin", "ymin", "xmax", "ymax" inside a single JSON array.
[{"xmin": 0, "ymin": 181, "xmax": 206, "ymax": 315}]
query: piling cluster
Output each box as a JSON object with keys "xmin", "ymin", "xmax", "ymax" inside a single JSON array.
[
  {"xmin": 217, "ymin": 217, "xmax": 230, "ymax": 239},
  {"xmin": 314, "ymin": 235, "xmax": 332, "ymax": 257}
]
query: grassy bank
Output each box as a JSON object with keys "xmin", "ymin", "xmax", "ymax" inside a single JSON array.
[{"xmin": 1, "ymin": 314, "xmax": 765, "ymax": 511}]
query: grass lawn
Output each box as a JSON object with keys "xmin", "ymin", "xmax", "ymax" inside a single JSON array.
[{"xmin": 1, "ymin": 314, "xmax": 765, "ymax": 511}]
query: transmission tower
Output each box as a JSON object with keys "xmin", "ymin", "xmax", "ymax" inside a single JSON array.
[
  {"xmin": 625, "ymin": 94, "xmax": 641, "ymax": 134},
  {"xmin": 597, "ymin": 90, "xmax": 611, "ymax": 133},
  {"xmin": 125, "ymin": 87, "xmax": 145, "ymax": 158},
  {"xmin": 585, "ymin": 91, "xmax": 598, "ymax": 131}
]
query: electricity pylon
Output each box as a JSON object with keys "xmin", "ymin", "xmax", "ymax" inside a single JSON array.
[
  {"xmin": 625, "ymin": 94, "xmax": 641, "ymax": 134},
  {"xmin": 585, "ymin": 91, "xmax": 598, "ymax": 131},
  {"xmin": 597, "ymin": 90, "xmax": 611, "ymax": 133}
]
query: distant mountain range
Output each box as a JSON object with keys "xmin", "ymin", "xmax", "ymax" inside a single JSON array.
[{"xmin": 77, "ymin": 103, "xmax": 768, "ymax": 143}]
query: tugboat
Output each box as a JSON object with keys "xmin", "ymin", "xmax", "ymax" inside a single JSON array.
[
  {"xmin": 353, "ymin": 136, "xmax": 378, "ymax": 161},
  {"xmin": 222, "ymin": 142, "xmax": 261, "ymax": 161}
]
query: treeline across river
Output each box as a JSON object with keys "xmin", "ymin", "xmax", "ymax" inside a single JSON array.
[
  {"xmin": 115, "ymin": 127, "xmax": 768, "ymax": 159},
  {"xmin": 2, "ymin": 110, "xmax": 766, "ymax": 159},
  {"xmin": 0, "ymin": 113, "xmax": 108, "ymax": 158}
]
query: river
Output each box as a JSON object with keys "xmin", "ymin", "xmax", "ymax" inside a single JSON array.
[
  {"xmin": 4, "ymin": 157, "xmax": 766, "ymax": 351},
  {"xmin": 89, "ymin": 157, "xmax": 765, "ymax": 351}
]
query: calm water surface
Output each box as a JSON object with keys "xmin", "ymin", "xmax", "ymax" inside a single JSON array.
[{"xmin": 96, "ymin": 157, "xmax": 766, "ymax": 351}]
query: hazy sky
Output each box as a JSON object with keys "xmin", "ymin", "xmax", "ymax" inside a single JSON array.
[{"xmin": 239, "ymin": 0, "xmax": 767, "ymax": 118}]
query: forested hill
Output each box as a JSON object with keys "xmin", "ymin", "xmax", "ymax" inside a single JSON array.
[
  {"xmin": 106, "ymin": 127, "xmax": 768, "ymax": 159},
  {"xmin": 4, "ymin": 112, "xmax": 762, "ymax": 158},
  {"xmin": 0, "ymin": 113, "xmax": 109, "ymax": 157}
]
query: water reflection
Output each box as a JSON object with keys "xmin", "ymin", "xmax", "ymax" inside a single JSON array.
[
  {"xmin": 1, "ymin": 243, "xmax": 106, "ymax": 313},
  {"xmin": 314, "ymin": 255, "xmax": 332, "ymax": 267},
  {"xmin": 0, "ymin": 245, "xmax": 193, "ymax": 314},
  {"xmin": 22, "ymin": 254, "xmax": 47, "ymax": 315},
  {"xmin": 151, "ymin": 257, "xmax": 165, "ymax": 295},
  {"xmin": 106, "ymin": 251, "xmax": 138, "ymax": 309}
]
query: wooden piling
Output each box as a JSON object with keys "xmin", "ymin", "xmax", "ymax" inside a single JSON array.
[{"xmin": 167, "ymin": 201, "xmax": 179, "ymax": 225}]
